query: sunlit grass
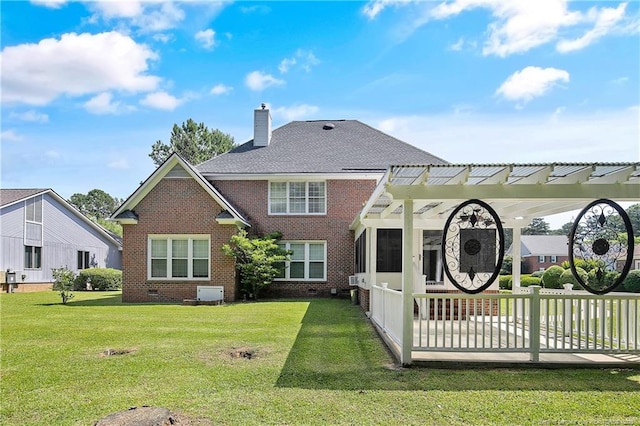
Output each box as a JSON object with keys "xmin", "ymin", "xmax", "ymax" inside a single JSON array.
[{"xmin": 1, "ymin": 291, "xmax": 639, "ymax": 425}]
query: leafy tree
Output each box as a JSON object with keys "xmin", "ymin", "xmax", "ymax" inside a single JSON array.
[
  {"xmin": 551, "ymin": 221, "xmax": 574, "ymax": 236},
  {"xmin": 522, "ymin": 218, "xmax": 551, "ymax": 235},
  {"xmin": 68, "ymin": 189, "xmax": 123, "ymax": 237},
  {"xmin": 52, "ymin": 267, "xmax": 75, "ymax": 304},
  {"xmin": 222, "ymin": 228, "xmax": 290, "ymax": 300},
  {"xmin": 150, "ymin": 119, "xmax": 235, "ymax": 166},
  {"xmin": 500, "ymin": 255, "xmax": 513, "ymax": 275}
]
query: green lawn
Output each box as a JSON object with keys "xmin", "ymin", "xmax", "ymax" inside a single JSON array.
[{"xmin": 1, "ymin": 291, "xmax": 639, "ymax": 425}]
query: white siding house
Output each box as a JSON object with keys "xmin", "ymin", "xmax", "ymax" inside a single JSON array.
[{"xmin": 1, "ymin": 189, "xmax": 122, "ymax": 292}]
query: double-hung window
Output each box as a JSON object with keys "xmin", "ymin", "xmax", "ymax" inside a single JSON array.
[
  {"xmin": 78, "ymin": 251, "xmax": 90, "ymax": 269},
  {"xmin": 275, "ymin": 241, "xmax": 326, "ymax": 281},
  {"xmin": 24, "ymin": 245, "xmax": 42, "ymax": 269},
  {"xmin": 148, "ymin": 235, "xmax": 210, "ymax": 279},
  {"xmin": 269, "ymin": 181, "xmax": 326, "ymax": 214},
  {"xmin": 538, "ymin": 255, "xmax": 546, "ymax": 263}
]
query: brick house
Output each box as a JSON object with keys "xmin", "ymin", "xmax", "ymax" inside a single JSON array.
[
  {"xmin": 507, "ymin": 235, "xmax": 569, "ymax": 273},
  {"xmin": 112, "ymin": 106, "xmax": 446, "ymax": 303}
]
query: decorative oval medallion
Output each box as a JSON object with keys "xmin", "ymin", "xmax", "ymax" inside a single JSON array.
[
  {"xmin": 569, "ymin": 199, "xmax": 634, "ymax": 295},
  {"xmin": 441, "ymin": 199, "xmax": 505, "ymax": 294}
]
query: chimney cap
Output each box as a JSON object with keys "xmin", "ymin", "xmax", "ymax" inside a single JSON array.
[{"xmin": 261, "ymin": 103, "xmax": 266, "ymax": 110}]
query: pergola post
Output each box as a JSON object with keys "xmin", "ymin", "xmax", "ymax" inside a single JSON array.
[
  {"xmin": 401, "ymin": 199, "xmax": 414, "ymax": 365},
  {"xmin": 512, "ymin": 226, "xmax": 522, "ymax": 288}
]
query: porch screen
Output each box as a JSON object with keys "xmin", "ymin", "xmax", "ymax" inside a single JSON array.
[{"xmin": 376, "ymin": 229, "xmax": 402, "ymax": 273}]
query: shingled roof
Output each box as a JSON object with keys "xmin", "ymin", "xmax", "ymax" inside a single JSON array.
[
  {"xmin": 197, "ymin": 120, "xmax": 447, "ymax": 175},
  {"xmin": 0, "ymin": 188, "xmax": 48, "ymax": 207}
]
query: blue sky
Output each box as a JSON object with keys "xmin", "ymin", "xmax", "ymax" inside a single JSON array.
[{"xmin": 1, "ymin": 1, "xmax": 639, "ymax": 226}]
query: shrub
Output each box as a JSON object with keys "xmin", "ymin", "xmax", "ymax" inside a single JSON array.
[
  {"xmin": 531, "ymin": 270, "xmax": 544, "ymax": 278},
  {"xmin": 542, "ymin": 265, "xmax": 565, "ymax": 289},
  {"xmin": 74, "ymin": 268, "xmax": 122, "ymax": 291},
  {"xmin": 52, "ymin": 267, "xmax": 75, "ymax": 304},
  {"xmin": 520, "ymin": 275, "xmax": 542, "ymax": 287},
  {"xmin": 499, "ymin": 275, "xmax": 512, "ymax": 290},
  {"xmin": 559, "ymin": 267, "xmax": 588, "ymax": 290},
  {"xmin": 587, "ymin": 269, "xmax": 620, "ymax": 292},
  {"xmin": 622, "ymin": 270, "xmax": 640, "ymax": 293}
]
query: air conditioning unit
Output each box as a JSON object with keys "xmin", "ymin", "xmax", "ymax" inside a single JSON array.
[
  {"xmin": 197, "ymin": 286, "xmax": 224, "ymax": 302},
  {"xmin": 349, "ymin": 275, "xmax": 358, "ymax": 286}
]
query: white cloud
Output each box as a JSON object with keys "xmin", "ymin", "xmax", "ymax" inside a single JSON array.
[
  {"xmin": 45, "ymin": 150, "xmax": 60, "ymax": 159},
  {"xmin": 153, "ymin": 33, "xmax": 173, "ymax": 43},
  {"xmin": 449, "ymin": 37, "xmax": 464, "ymax": 51},
  {"xmin": 9, "ymin": 110, "xmax": 49, "ymax": 123},
  {"xmin": 140, "ymin": 91, "xmax": 182, "ymax": 110},
  {"xmin": 210, "ymin": 84, "xmax": 232, "ymax": 95},
  {"xmin": 273, "ymin": 104, "xmax": 319, "ymax": 121},
  {"xmin": 362, "ymin": 0, "xmax": 410, "ymax": 20},
  {"xmin": 610, "ymin": 76, "xmax": 629, "ymax": 86},
  {"xmin": 278, "ymin": 49, "xmax": 320, "ymax": 74},
  {"xmin": 245, "ymin": 71, "xmax": 285, "ymax": 91},
  {"xmin": 30, "ymin": 0, "xmax": 67, "ymax": 8},
  {"xmin": 89, "ymin": 1, "xmax": 143, "ymax": 19},
  {"xmin": 557, "ymin": 3, "xmax": 627, "ymax": 53},
  {"xmin": 1, "ymin": 129, "xmax": 24, "ymax": 142},
  {"xmin": 1, "ymin": 32, "xmax": 160, "ymax": 106},
  {"xmin": 84, "ymin": 92, "xmax": 130, "ymax": 115},
  {"xmin": 375, "ymin": 108, "xmax": 639, "ymax": 164},
  {"xmin": 195, "ymin": 29, "xmax": 216, "ymax": 49},
  {"xmin": 496, "ymin": 66, "xmax": 569, "ymax": 104},
  {"xmin": 107, "ymin": 158, "xmax": 129, "ymax": 169},
  {"xmin": 278, "ymin": 57, "xmax": 296, "ymax": 74}
]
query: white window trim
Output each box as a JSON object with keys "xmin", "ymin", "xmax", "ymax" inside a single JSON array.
[
  {"xmin": 268, "ymin": 181, "xmax": 326, "ymax": 215},
  {"xmin": 24, "ymin": 195, "xmax": 43, "ymax": 246},
  {"xmin": 538, "ymin": 255, "xmax": 545, "ymax": 263},
  {"xmin": 147, "ymin": 234, "xmax": 210, "ymax": 281},
  {"xmin": 550, "ymin": 255, "xmax": 557, "ymax": 263},
  {"xmin": 275, "ymin": 241, "xmax": 327, "ymax": 282}
]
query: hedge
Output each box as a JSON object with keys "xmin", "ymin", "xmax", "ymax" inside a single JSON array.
[
  {"xmin": 73, "ymin": 268, "xmax": 122, "ymax": 291},
  {"xmin": 505, "ymin": 274, "xmax": 541, "ymax": 289},
  {"xmin": 622, "ymin": 270, "xmax": 640, "ymax": 293},
  {"xmin": 499, "ymin": 275, "xmax": 512, "ymax": 290},
  {"xmin": 559, "ymin": 267, "xmax": 588, "ymax": 290},
  {"xmin": 542, "ymin": 265, "xmax": 564, "ymax": 289}
]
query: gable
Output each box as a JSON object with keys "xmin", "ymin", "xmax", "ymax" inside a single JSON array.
[{"xmin": 112, "ymin": 153, "xmax": 249, "ymax": 227}]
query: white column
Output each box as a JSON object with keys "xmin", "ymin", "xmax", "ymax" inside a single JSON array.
[
  {"xmin": 402, "ymin": 199, "xmax": 414, "ymax": 365},
  {"xmin": 512, "ymin": 226, "xmax": 522, "ymax": 288}
]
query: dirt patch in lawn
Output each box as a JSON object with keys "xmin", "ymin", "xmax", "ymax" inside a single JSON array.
[
  {"xmin": 94, "ymin": 406, "xmax": 211, "ymax": 425},
  {"xmin": 100, "ymin": 348, "xmax": 136, "ymax": 357}
]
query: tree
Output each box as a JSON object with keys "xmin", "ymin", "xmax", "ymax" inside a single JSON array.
[
  {"xmin": 522, "ymin": 217, "xmax": 551, "ymax": 235},
  {"xmin": 222, "ymin": 228, "xmax": 290, "ymax": 300},
  {"xmin": 68, "ymin": 189, "xmax": 123, "ymax": 237},
  {"xmin": 52, "ymin": 267, "xmax": 75, "ymax": 304},
  {"xmin": 69, "ymin": 189, "xmax": 122, "ymax": 219},
  {"xmin": 550, "ymin": 221, "xmax": 574, "ymax": 236},
  {"xmin": 150, "ymin": 119, "xmax": 235, "ymax": 166}
]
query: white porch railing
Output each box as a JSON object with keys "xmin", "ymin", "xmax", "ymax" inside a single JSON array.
[
  {"xmin": 370, "ymin": 284, "xmax": 403, "ymax": 345},
  {"xmin": 412, "ymin": 287, "xmax": 639, "ymax": 362}
]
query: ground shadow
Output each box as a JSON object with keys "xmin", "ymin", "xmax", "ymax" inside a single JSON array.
[{"xmin": 275, "ymin": 300, "xmax": 640, "ymax": 392}]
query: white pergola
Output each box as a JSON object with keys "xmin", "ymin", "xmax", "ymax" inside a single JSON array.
[{"xmin": 353, "ymin": 162, "xmax": 640, "ymax": 364}]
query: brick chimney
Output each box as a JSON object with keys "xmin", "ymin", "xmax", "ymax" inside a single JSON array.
[{"xmin": 253, "ymin": 103, "xmax": 271, "ymax": 147}]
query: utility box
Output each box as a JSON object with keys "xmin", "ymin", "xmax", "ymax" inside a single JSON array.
[
  {"xmin": 6, "ymin": 272, "xmax": 16, "ymax": 284},
  {"xmin": 197, "ymin": 286, "xmax": 224, "ymax": 302}
]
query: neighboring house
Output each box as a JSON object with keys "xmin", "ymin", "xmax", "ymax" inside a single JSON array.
[
  {"xmin": 617, "ymin": 245, "xmax": 640, "ymax": 272},
  {"xmin": 507, "ymin": 235, "xmax": 569, "ymax": 273},
  {"xmin": 112, "ymin": 106, "xmax": 446, "ymax": 303},
  {"xmin": 1, "ymin": 189, "xmax": 122, "ymax": 292}
]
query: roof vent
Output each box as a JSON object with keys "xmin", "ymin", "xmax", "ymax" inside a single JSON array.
[{"xmin": 323, "ymin": 123, "xmax": 335, "ymax": 130}]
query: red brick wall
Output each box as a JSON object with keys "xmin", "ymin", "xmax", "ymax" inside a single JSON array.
[
  {"xmin": 122, "ymin": 178, "xmax": 237, "ymax": 303},
  {"xmin": 213, "ymin": 179, "xmax": 377, "ymax": 298},
  {"xmin": 523, "ymin": 256, "xmax": 568, "ymax": 274}
]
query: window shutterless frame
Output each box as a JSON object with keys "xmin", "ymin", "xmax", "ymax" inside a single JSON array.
[
  {"xmin": 147, "ymin": 235, "xmax": 210, "ymax": 280},
  {"xmin": 268, "ymin": 181, "xmax": 326, "ymax": 215}
]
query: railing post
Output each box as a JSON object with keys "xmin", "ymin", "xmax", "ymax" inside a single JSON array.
[{"xmin": 530, "ymin": 286, "xmax": 541, "ymax": 362}]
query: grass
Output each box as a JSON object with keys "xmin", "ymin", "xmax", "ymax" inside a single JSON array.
[{"xmin": 1, "ymin": 291, "xmax": 639, "ymax": 425}]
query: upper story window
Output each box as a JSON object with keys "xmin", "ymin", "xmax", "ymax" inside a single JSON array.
[
  {"xmin": 538, "ymin": 255, "xmax": 546, "ymax": 263},
  {"xmin": 24, "ymin": 196, "xmax": 43, "ymax": 245},
  {"xmin": 148, "ymin": 235, "xmax": 210, "ymax": 280},
  {"xmin": 269, "ymin": 181, "xmax": 326, "ymax": 215}
]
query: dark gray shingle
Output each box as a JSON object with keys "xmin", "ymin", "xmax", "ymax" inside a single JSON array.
[{"xmin": 197, "ymin": 120, "xmax": 447, "ymax": 174}]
